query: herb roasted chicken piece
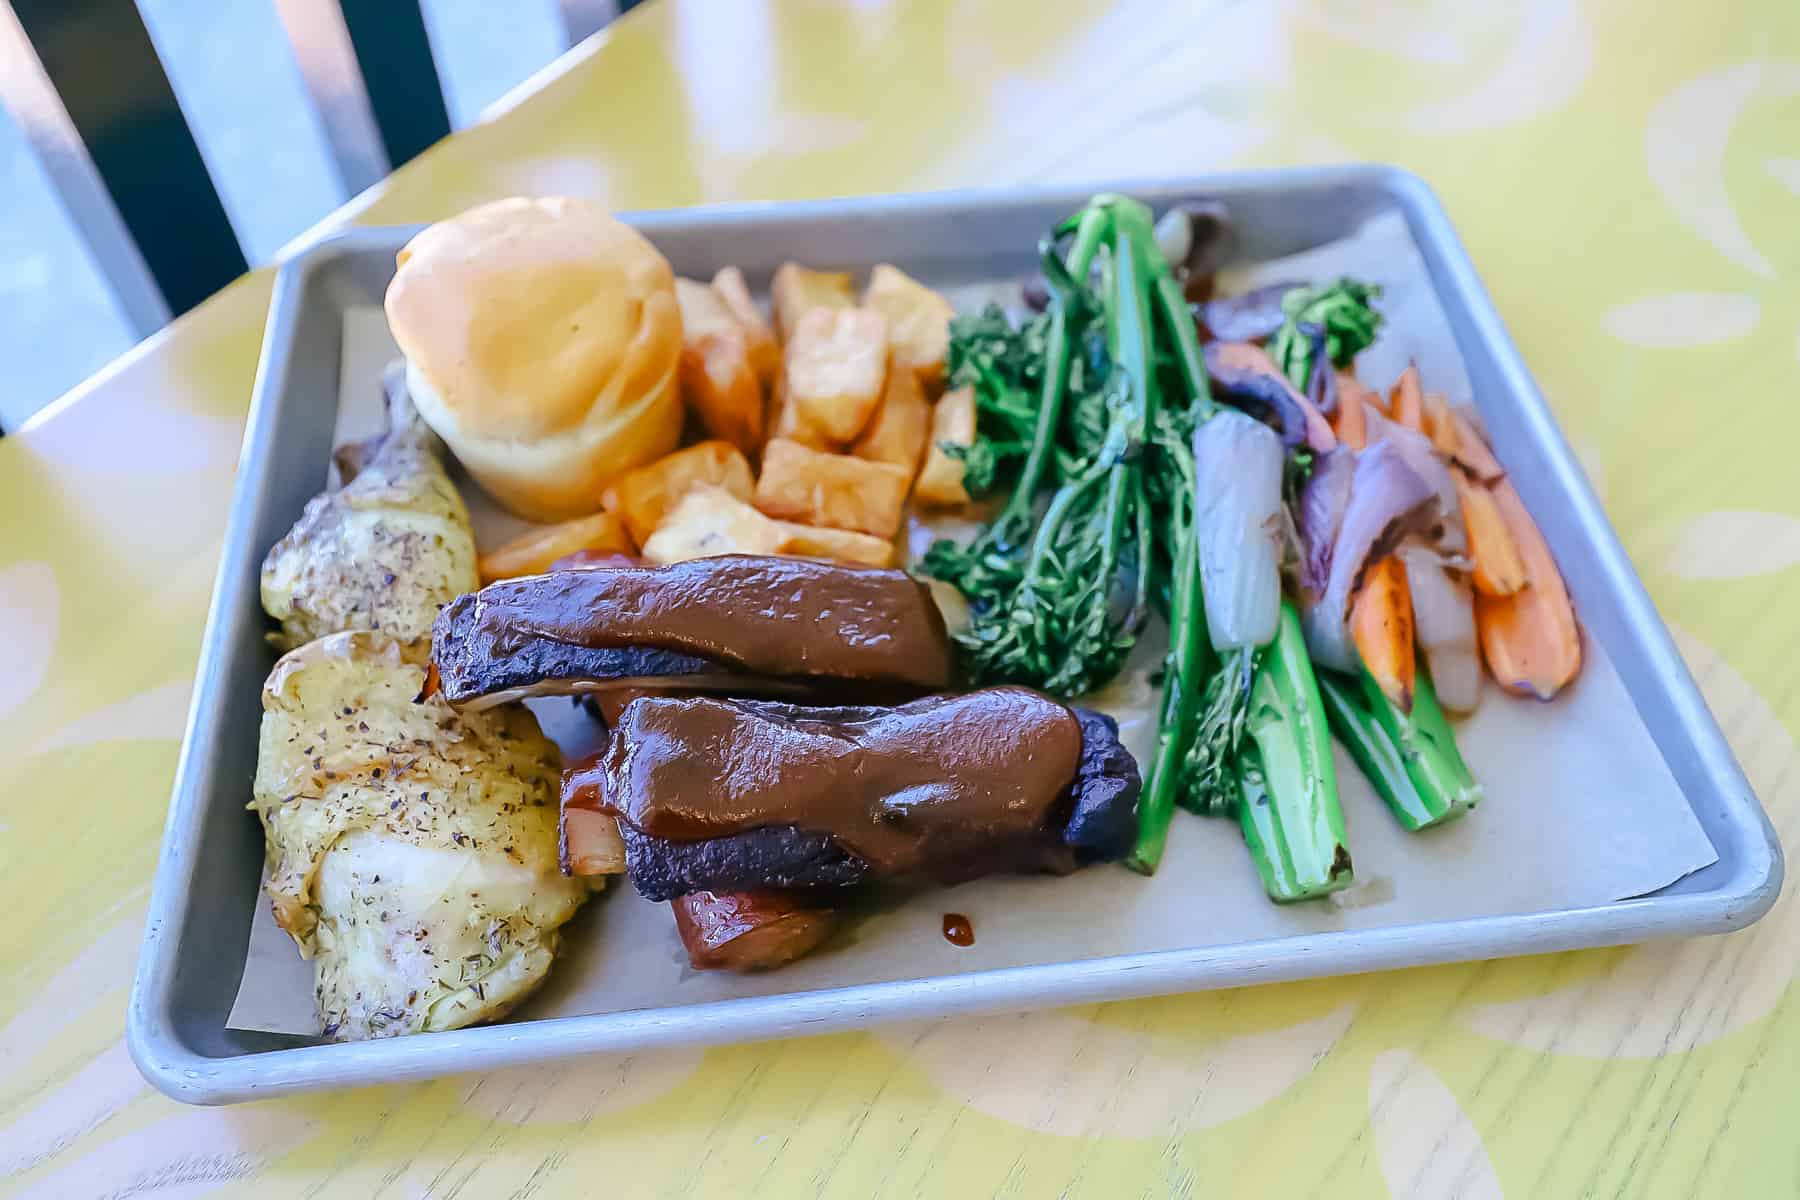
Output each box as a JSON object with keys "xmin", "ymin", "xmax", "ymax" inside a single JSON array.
[
  {"xmin": 260, "ymin": 370, "xmax": 478, "ymax": 651},
  {"xmin": 251, "ymin": 631, "xmax": 599, "ymax": 1040}
]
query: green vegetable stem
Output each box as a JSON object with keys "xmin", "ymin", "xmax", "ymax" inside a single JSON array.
[
  {"xmin": 1321, "ymin": 666, "xmax": 1482, "ymax": 831},
  {"xmin": 1235, "ymin": 603, "xmax": 1353, "ymax": 902},
  {"xmin": 1269, "ymin": 279, "xmax": 1384, "ymax": 396}
]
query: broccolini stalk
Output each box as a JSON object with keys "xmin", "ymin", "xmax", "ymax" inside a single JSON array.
[
  {"xmin": 1125, "ymin": 201, "xmax": 1235, "ymax": 872},
  {"xmin": 1318, "ymin": 671, "xmax": 1426, "ymax": 828},
  {"xmin": 1268, "ymin": 279, "xmax": 1384, "ymax": 396},
  {"xmin": 926, "ymin": 206, "xmax": 1110, "ymax": 590},
  {"xmin": 1321, "ymin": 665, "xmax": 1480, "ymax": 830},
  {"xmin": 1234, "ymin": 604, "xmax": 1352, "ymax": 901},
  {"xmin": 1128, "ymin": 446, "xmax": 1210, "ymax": 873}
]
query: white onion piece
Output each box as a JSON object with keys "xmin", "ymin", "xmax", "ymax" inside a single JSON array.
[
  {"xmin": 1297, "ymin": 446, "xmax": 1355, "ymax": 596},
  {"xmin": 1154, "ymin": 208, "xmax": 1193, "ymax": 273},
  {"xmin": 1400, "ymin": 544, "xmax": 1481, "ymax": 714},
  {"xmin": 1193, "ymin": 410, "xmax": 1284, "ymax": 650},
  {"xmin": 1302, "ymin": 442, "xmax": 1436, "ymax": 673},
  {"xmin": 1366, "ymin": 408, "xmax": 1468, "ymax": 556}
]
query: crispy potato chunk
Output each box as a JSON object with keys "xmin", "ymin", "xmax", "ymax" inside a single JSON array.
[
  {"xmin": 753, "ymin": 437, "xmax": 910, "ymax": 537},
  {"xmin": 765, "ymin": 365, "xmax": 832, "ymax": 451},
  {"xmin": 641, "ymin": 484, "xmax": 785, "ymax": 564},
  {"xmin": 675, "ymin": 276, "xmax": 735, "ymax": 337},
  {"xmin": 863, "ymin": 264, "xmax": 955, "ymax": 386},
  {"xmin": 711, "ymin": 266, "xmax": 780, "ymax": 385},
  {"xmin": 773, "ymin": 521, "xmax": 895, "ymax": 567},
  {"xmin": 478, "ymin": 511, "xmax": 635, "ymax": 583},
  {"xmin": 852, "ymin": 359, "xmax": 930, "ymax": 479},
  {"xmin": 640, "ymin": 482, "xmax": 893, "ymax": 567},
  {"xmin": 784, "ymin": 307, "xmax": 888, "ymax": 444},
  {"xmin": 771, "ymin": 263, "xmax": 855, "ymax": 343},
  {"xmin": 603, "ymin": 440, "xmax": 755, "ymax": 545},
  {"xmin": 914, "ymin": 385, "xmax": 977, "ymax": 506},
  {"xmin": 675, "ymin": 278, "xmax": 763, "ymax": 455}
]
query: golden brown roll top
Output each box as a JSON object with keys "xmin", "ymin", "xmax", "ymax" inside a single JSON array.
[{"xmin": 385, "ymin": 196, "xmax": 683, "ymax": 521}]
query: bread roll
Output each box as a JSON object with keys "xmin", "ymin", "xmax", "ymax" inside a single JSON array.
[{"xmin": 385, "ymin": 196, "xmax": 683, "ymax": 521}]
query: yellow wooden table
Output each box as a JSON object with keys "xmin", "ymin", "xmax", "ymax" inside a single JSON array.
[{"xmin": 4, "ymin": 2, "xmax": 1797, "ymax": 1195}]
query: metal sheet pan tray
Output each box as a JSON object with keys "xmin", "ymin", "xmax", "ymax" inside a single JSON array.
[{"xmin": 129, "ymin": 166, "xmax": 1781, "ymax": 1104}]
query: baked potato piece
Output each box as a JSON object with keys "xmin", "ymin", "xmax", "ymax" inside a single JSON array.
[
  {"xmin": 603, "ymin": 439, "xmax": 755, "ymax": 545},
  {"xmin": 784, "ymin": 307, "xmax": 889, "ymax": 444},
  {"xmin": 863, "ymin": 263, "xmax": 955, "ymax": 386},
  {"xmin": 753, "ymin": 437, "xmax": 910, "ymax": 537},
  {"xmin": 766, "ymin": 364, "xmax": 832, "ymax": 451},
  {"xmin": 642, "ymin": 479, "xmax": 896, "ymax": 567},
  {"xmin": 851, "ymin": 358, "xmax": 930, "ymax": 478},
  {"xmin": 770, "ymin": 262, "xmax": 854, "ymax": 342},
  {"xmin": 711, "ymin": 266, "xmax": 780, "ymax": 385},
  {"xmin": 674, "ymin": 279, "xmax": 764, "ymax": 455},
  {"xmin": 914, "ymin": 384, "xmax": 977, "ymax": 506},
  {"xmin": 478, "ymin": 511, "xmax": 634, "ymax": 582},
  {"xmin": 640, "ymin": 483, "xmax": 786, "ymax": 564},
  {"xmin": 773, "ymin": 521, "xmax": 895, "ymax": 568}
]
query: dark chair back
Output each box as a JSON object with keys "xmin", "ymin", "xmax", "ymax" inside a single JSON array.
[{"xmin": 3, "ymin": 0, "xmax": 636, "ymax": 331}]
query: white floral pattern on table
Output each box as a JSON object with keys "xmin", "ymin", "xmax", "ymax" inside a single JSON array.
[{"xmin": 3, "ymin": 2, "xmax": 1797, "ymax": 1196}]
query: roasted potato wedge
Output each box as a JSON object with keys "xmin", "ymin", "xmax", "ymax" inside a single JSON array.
[
  {"xmin": 771, "ymin": 262, "xmax": 854, "ymax": 342},
  {"xmin": 642, "ymin": 481, "xmax": 895, "ymax": 567},
  {"xmin": 765, "ymin": 363, "xmax": 832, "ymax": 451},
  {"xmin": 711, "ymin": 266, "xmax": 780, "ymax": 385},
  {"xmin": 784, "ymin": 307, "xmax": 889, "ymax": 443},
  {"xmin": 753, "ymin": 437, "xmax": 910, "ymax": 537},
  {"xmin": 914, "ymin": 385, "xmax": 977, "ymax": 506},
  {"xmin": 640, "ymin": 483, "xmax": 785, "ymax": 564},
  {"xmin": 675, "ymin": 279, "xmax": 764, "ymax": 455},
  {"xmin": 478, "ymin": 510, "xmax": 635, "ymax": 582},
  {"xmin": 773, "ymin": 521, "xmax": 895, "ymax": 567},
  {"xmin": 603, "ymin": 439, "xmax": 755, "ymax": 546},
  {"xmin": 863, "ymin": 263, "xmax": 955, "ymax": 386},
  {"xmin": 852, "ymin": 358, "xmax": 931, "ymax": 479},
  {"xmin": 675, "ymin": 276, "xmax": 736, "ymax": 337}
]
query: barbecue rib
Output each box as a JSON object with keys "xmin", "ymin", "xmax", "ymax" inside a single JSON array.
[
  {"xmin": 427, "ymin": 555, "xmax": 956, "ymax": 709},
  {"xmin": 564, "ymin": 691, "xmax": 1141, "ymax": 901}
]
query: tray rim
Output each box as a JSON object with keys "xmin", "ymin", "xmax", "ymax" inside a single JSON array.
[{"xmin": 128, "ymin": 163, "xmax": 1783, "ymax": 1105}]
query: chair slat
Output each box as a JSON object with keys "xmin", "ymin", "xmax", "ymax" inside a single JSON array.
[
  {"xmin": 335, "ymin": 0, "xmax": 450, "ymax": 168},
  {"xmin": 0, "ymin": 0, "xmax": 168, "ymax": 337},
  {"xmin": 270, "ymin": 0, "xmax": 391, "ymax": 198},
  {"xmin": 9, "ymin": 0, "xmax": 243, "ymax": 318},
  {"xmin": 554, "ymin": 0, "xmax": 623, "ymax": 48}
]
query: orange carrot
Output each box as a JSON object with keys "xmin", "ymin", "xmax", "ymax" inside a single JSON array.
[
  {"xmin": 1351, "ymin": 555, "xmax": 1415, "ymax": 713},
  {"xmin": 1390, "ymin": 364, "xmax": 1423, "ymax": 432},
  {"xmin": 1422, "ymin": 393, "xmax": 1459, "ymax": 458},
  {"xmin": 1447, "ymin": 409, "xmax": 1504, "ymax": 482},
  {"xmin": 1474, "ymin": 480, "xmax": 1581, "ymax": 700},
  {"xmin": 1333, "ymin": 386, "xmax": 1368, "ymax": 450},
  {"xmin": 1454, "ymin": 469, "xmax": 1527, "ymax": 596}
]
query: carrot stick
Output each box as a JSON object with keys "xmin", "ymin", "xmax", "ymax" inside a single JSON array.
[
  {"xmin": 1444, "ymin": 406, "xmax": 1504, "ymax": 482},
  {"xmin": 1350, "ymin": 555, "xmax": 1415, "ymax": 713},
  {"xmin": 1390, "ymin": 363, "xmax": 1423, "ymax": 432},
  {"xmin": 1454, "ymin": 469, "xmax": 1527, "ymax": 596},
  {"xmin": 1422, "ymin": 393, "xmax": 1459, "ymax": 458},
  {"xmin": 1332, "ymin": 386, "xmax": 1368, "ymax": 450},
  {"xmin": 1473, "ymin": 480, "xmax": 1581, "ymax": 700}
]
